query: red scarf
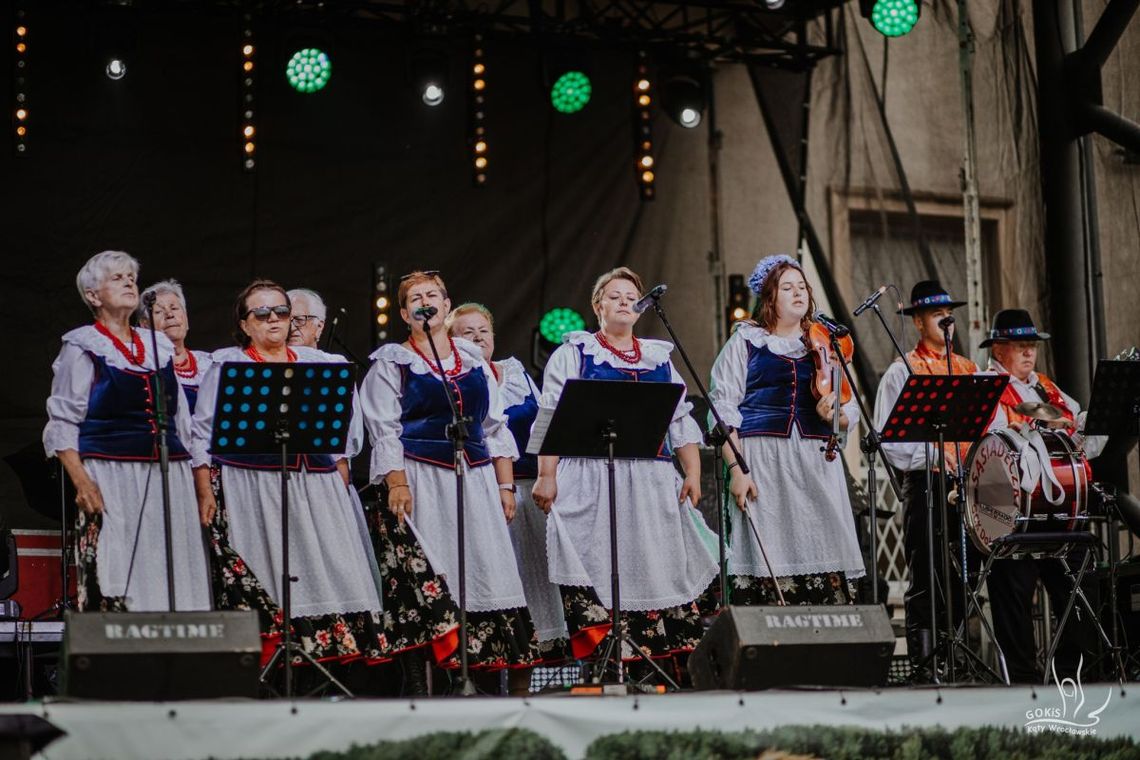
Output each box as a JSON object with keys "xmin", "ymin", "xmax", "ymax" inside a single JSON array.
[{"xmin": 999, "ymin": 372, "xmax": 1074, "ymax": 426}]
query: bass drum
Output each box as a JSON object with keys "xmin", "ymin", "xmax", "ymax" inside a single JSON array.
[{"xmin": 964, "ymin": 428, "xmax": 1091, "ymax": 554}]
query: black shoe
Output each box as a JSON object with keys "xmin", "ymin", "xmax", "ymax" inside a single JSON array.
[{"xmin": 400, "ymin": 651, "xmax": 429, "ymax": 697}]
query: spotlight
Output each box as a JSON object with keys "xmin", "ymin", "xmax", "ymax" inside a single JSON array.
[
  {"xmin": 765, "ymin": 0, "xmax": 786, "ymax": 8},
  {"xmin": 286, "ymin": 47, "xmax": 330, "ymax": 93},
  {"xmin": 534, "ymin": 307, "xmax": 586, "ymax": 369},
  {"xmin": 662, "ymin": 74, "xmax": 705, "ymax": 129},
  {"xmin": 105, "ymin": 58, "xmax": 126, "ymax": 80},
  {"xmin": 470, "ymin": 35, "xmax": 488, "ymax": 186},
  {"xmin": 240, "ymin": 18, "xmax": 256, "ymax": 171},
  {"xmin": 422, "ymin": 83, "xmax": 444, "ymax": 106},
  {"xmin": 373, "ymin": 263, "xmax": 393, "ymax": 345},
  {"xmin": 550, "ymin": 71, "xmax": 591, "ymax": 114},
  {"xmin": 726, "ymin": 274, "xmax": 751, "ymax": 332},
  {"xmin": 859, "ymin": 0, "xmax": 920, "ymax": 37}
]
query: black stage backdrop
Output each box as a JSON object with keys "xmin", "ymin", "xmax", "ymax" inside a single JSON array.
[{"xmin": 0, "ymin": 5, "xmax": 686, "ymax": 524}]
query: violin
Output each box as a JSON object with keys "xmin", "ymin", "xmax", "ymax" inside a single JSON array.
[{"xmin": 805, "ymin": 319, "xmax": 854, "ymax": 461}]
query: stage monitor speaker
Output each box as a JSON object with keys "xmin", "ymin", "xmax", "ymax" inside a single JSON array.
[
  {"xmin": 62, "ymin": 610, "xmax": 261, "ymax": 700},
  {"xmin": 689, "ymin": 605, "xmax": 895, "ymax": 690}
]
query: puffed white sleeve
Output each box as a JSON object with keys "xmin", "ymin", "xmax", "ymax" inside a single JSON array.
[
  {"xmin": 482, "ymin": 360, "xmax": 519, "ymax": 461},
  {"xmin": 874, "ymin": 360, "xmax": 929, "ymax": 472},
  {"xmin": 668, "ymin": 362, "xmax": 704, "ymax": 449},
  {"xmin": 43, "ymin": 343, "xmax": 94, "ymax": 457},
  {"xmin": 707, "ymin": 331, "xmax": 748, "ymax": 430},
  {"xmin": 360, "ymin": 358, "xmax": 406, "ymax": 483},
  {"xmin": 840, "ymin": 389, "xmax": 860, "ymax": 434},
  {"xmin": 345, "ymin": 391, "xmax": 365, "ymax": 461},
  {"xmin": 190, "ymin": 358, "xmax": 222, "ymax": 468},
  {"xmin": 173, "ymin": 377, "xmax": 194, "ymax": 449},
  {"xmin": 537, "ymin": 343, "xmax": 580, "ymax": 412}
]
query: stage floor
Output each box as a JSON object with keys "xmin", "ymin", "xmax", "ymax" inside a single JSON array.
[{"xmin": 2, "ymin": 684, "xmax": 1137, "ymax": 760}]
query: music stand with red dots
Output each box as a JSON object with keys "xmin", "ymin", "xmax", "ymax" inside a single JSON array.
[{"xmin": 879, "ymin": 373, "xmax": 1008, "ymax": 683}]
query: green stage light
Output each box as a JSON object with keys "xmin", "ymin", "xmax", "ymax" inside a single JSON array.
[
  {"xmin": 286, "ymin": 48, "xmax": 331, "ymax": 93},
  {"xmin": 550, "ymin": 71, "xmax": 592, "ymax": 114},
  {"xmin": 539, "ymin": 308, "xmax": 586, "ymax": 344},
  {"xmin": 871, "ymin": 0, "xmax": 919, "ymax": 37}
]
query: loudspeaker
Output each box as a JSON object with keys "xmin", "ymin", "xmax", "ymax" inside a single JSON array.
[
  {"xmin": 688, "ymin": 605, "xmax": 895, "ymax": 690},
  {"xmin": 63, "ymin": 610, "xmax": 262, "ymax": 700}
]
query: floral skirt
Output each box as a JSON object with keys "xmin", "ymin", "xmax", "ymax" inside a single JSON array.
[
  {"xmin": 559, "ymin": 584, "xmax": 707, "ymax": 662},
  {"xmin": 728, "ymin": 571, "xmax": 858, "ymax": 606},
  {"xmin": 76, "ymin": 512, "xmax": 127, "ymax": 612},
  {"xmin": 206, "ymin": 466, "xmax": 387, "ymax": 665},
  {"xmin": 368, "ymin": 485, "xmax": 541, "ymax": 670}
]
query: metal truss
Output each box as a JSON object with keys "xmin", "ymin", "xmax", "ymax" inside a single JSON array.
[{"xmin": 228, "ymin": 0, "xmax": 846, "ymax": 68}]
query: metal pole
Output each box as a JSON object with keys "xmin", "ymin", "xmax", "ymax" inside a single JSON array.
[{"xmin": 706, "ymin": 64, "xmax": 726, "ymax": 350}]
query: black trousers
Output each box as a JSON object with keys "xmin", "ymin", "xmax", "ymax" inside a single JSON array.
[
  {"xmin": 901, "ymin": 470, "xmax": 980, "ymax": 657},
  {"xmin": 987, "ymin": 553, "xmax": 1097, "ymax": 684}
]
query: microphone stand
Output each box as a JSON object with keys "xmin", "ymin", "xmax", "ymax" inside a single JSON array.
[
  {"xmin": 144, "ymin": 297, "xmax": 177, "ymax": 611},
  {"xmin": 322, "ymin": 309, "xmax": 369, "ymax": 368},
  {"xmin": 418, "ymin": 312, "xmax": 476, "ymax": 696},
  {"xmin": 643, "ymin": 296, "xmax": 748, "ymax": 608}
]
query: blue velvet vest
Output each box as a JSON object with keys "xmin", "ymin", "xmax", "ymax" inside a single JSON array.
[
  {"xmin": 400, "ymin": 364, "xmax": 491, "ymax": 469},
  {"xmin": 578, "ymin": 345, "xmax": 673, "ymax": 461},
  {"xmin": 182, "ymin": 383, "xmax": 201, "ymax": 417},
  {"xmin": 77, "ymin": 352, "xmax": 190, "ymax": 461},
  {"xmin": 737, "ymin": 343, "xmax": 830, "ymax": 440},
  {"xmin": 504, "ymin": 383, "xmax": 539, "ymax": 480}
]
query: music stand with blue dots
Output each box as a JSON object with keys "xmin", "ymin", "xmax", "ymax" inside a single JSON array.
[{"xmin": 210, "ymin": 361, "xmax": 357, "ymax": 699}]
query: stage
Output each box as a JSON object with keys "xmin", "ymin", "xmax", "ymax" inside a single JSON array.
[{"xmin": 1, "ymin": 685, "xmax": 1137, "ymax": 759}]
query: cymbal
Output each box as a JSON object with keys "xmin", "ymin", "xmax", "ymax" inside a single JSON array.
[{"xmin": 1014, "ymin": 401, "xmax": 1064, "ymax": 421}]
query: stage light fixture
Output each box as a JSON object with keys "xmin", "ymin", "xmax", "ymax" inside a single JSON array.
[
  {"xmin": 373, "ymin": 263, "xmax": 393, "ymax": 345},
  {"xmin": 422, "ymin": 83, "xmax": 444, "ymax": 106},
  {"xmin": 12, "ymin": 8, "xmax": 28, "ymax": 155},
  {"xmin": 550, "ymin": 70, "xmax": 591, "ymax": 114},
  {"xmin": 860, "ymin": 0, "xmax": 920, "ymax": 37},
  {"xmin": 105, "ymin": 58, "xmax": 126, "ymax": 80},
  {"xmin": 632, "ymin": 53, "xmax": 656, "ymax": 200},
  {"xmin": 412, "ymin": 47, "xmax": 449, "ymax": 108},
  {"xmin": 726, "ymin": 274, "xmax": 751, "ymax": 332},
  {"xmin": 241, "ymin": 18, "xmax": 256, "ymax": 171},
  {"xmin": 662, "ymin": 74, "xmax": 705, "ymax": 129},
  {"xmin": 539, "ymin": 308, "xmax": 586, "ymax": 345},
  {"xmin": 286, "ymin": 47, "xmax": 330, "ymax": 93},
  {"xmin": 470, "ymin": 34, "xmax": 488, "ymax": 186}
]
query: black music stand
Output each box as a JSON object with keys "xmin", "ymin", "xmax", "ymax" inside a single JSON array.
[
  {"xmin": 211, "ymin": 361, "xmax": 357, "ymax": 699},
  {"xmin": 880, "ymin": 373, "xmax": 1007, "ymax": 683},
  {"xmin": 531, "ymin": 379, "xmax": 684, "ymax": 689}
]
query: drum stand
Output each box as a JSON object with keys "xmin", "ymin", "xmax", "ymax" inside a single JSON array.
[{"xmin": 973, "ymin": 531, "xmax": 1125, "ymax": 685}]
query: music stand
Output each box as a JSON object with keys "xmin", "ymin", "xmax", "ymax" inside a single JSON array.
[
  {"xmin": 880, "ymin": 373, "xmax": 1007, "ymax": 683},
  {"xmin": 530, "ymin": 378, "xmax": 684, "ymax": 689},
  {"xmin": 211, "ymin": 361, "xmax": 357, "ymax": 699}
]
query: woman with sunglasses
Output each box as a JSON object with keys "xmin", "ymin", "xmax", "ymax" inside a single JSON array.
[
  {"xmin": 191, "ymin": 279, "xmax": 386, "ymax": 665},
  {"xmin": 531, "ymin": 267, "xmax": 716, "ymax": 669},
  {"xmin": 361, "ymin": 271, "xmax": 540, "ymax": 695},
  {"xmin": 44, "ymin": 250, "xmax": 211, "ymax": 612}
]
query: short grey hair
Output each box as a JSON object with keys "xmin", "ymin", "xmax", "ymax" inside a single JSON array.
[
  {"xmin": 137, "ymin": 279, "xmax": 187, "ymax": 325},
  {"xmin": 76, "ymin": 250, "xmax": 139, "ymax": 312},
  {"xmin": 286, "ymin": 288, "xmax": 326, "ymax": 320}
]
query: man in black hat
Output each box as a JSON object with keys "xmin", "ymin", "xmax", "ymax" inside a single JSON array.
[
  {"xmin": 873, "ymin": 280, "xmax": 985, "ymax": 679},
  {"xmin": 981, "ymin": 309, "xmax": 1104, "ymax": 683}
]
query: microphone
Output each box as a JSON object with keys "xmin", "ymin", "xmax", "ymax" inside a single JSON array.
[
  {"xmin": 814, "ymin": 312, "xmax": 850, "ymax": 337},
  {"xmin": 938, "ymin": 315, "xmax": 955, "ymax": 331},
  {"xmin": 142, "ymin": 290, "xmax": 157, "ymax": 310},
  {"xmin": 632, "ymin": 284, "xmax": 668, "ymax": 314},
  {"xmin": 413, "ymin": 306, "xmax": 438, "ymax": 321},
  {"xmin": 322, "ymin": 307, "xmax": 345, "ymax": 351},
  {"xmin": 852, "ymin": 285, "xmax": 887, "ymax": 317}
]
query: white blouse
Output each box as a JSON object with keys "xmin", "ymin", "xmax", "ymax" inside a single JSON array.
[
  {"xmin": 496, "ymin": 356, "xmax": 541, "ymax": 411},
  {"xmin": 44, "ymin": 325, "xmax": 192, "ymax": 457},
  {"xmin": 360, "ymin": 337, "xmax": 519, "ymax": 483},
  {"xmin": 538, "ymin": 331, "xmax": 704, "ymax": 449}
]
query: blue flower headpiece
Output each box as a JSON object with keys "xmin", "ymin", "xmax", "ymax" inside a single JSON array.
[{"xmin": 747, "ymin": 254, "xmax": 801, "ymax": 295}]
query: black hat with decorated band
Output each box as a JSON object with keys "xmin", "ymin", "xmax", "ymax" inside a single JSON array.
[
  {"xmin": 898, "ymin": 280, "xmax": 967, "ymax": 316},
  {"xmin": 979, "ymin": 308, "xmax": 1051, "ymax": 348}
]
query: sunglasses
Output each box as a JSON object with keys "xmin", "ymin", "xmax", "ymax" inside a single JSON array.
[
  {"xmin": 243, "ymin": 304, "xmax": 291, "ymax": 321},
  {"xmin": 399, "ymin": 269, "xmax": 441, "ymax": 282}
]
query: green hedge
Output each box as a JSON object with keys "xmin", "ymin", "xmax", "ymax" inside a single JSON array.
[
  {"xmin": 306, "ymin": 728, "xmax": 567, "ymax": 760},
  {"xmin": 583, "ymin": 725, "xmax": 1140, "ymax": 760}
]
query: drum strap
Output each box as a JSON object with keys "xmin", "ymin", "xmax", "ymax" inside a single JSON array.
[{"xmin": 1015, "ymin": 429, "xmax": 1066, "ymax": 505}]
